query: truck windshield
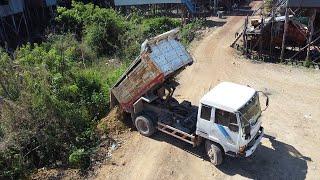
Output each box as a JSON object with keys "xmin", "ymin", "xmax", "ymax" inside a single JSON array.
[{"xmin": 239, "ymin": 92, "xmax": 261, "ymax": 126}]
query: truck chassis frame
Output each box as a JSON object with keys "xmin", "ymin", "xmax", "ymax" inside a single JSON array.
[{"xmin": 157, "ymin": 122, "xmax": 200, "ymax": 146}]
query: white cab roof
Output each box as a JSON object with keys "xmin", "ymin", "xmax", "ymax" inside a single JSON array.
[{"xmin": 200, "ymin": 82, "xmax": 256, "ymax": 113}]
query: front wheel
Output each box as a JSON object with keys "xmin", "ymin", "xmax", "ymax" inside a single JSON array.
[
  {"xmin": 134, "ymin": 114, "xmax": 156, "ymax": 137},
  {"xmin": 205, "ymin": 140, "xmax": 224, "ymax": 166}
]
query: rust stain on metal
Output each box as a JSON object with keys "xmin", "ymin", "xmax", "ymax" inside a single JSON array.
[{"xmin": 111, "ymin": 52, "xmax": 164, "ymax": 112}]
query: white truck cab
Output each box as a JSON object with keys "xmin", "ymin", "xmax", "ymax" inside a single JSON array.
[{"xmin": 197, "ymin": 82, "xmax": 265, "ymax": 163}]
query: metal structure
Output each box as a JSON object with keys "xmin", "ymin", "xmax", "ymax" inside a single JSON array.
[
  {"xmin": 232, "ymin": 0, "xmax": 320, "ymax": 68},
  {"xmin": 0, "ymin": 0, "xmax": 57, "ymax": 50},
  {"xmin": 113, "ymin": 0, "xmax": 246, "ymax": 17}
]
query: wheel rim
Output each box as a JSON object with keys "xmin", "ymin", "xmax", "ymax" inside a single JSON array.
[
  {"xmin": 137, "ymin": 119, "xmax": 148, "ymax": 132},
  {"xmin": 209, "ymin": 149, "xmax": 216, "ymax": 161}
]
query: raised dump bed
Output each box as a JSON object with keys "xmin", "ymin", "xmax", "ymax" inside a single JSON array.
[{"xmin": 110, "ymin": 29, "xmax": 193, "ymax": 113}]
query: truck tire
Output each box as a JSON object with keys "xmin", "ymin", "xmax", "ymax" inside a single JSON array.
[
  {"xmin": 205, "ymin": 140, "xmax": 223, "ymax": 166},
  {"xmin": 135, "ymin": 114, "xmax": 156, "ymax": 137}
]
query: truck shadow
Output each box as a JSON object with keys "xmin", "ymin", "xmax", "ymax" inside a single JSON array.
[{"xmin": 151, "ymin": 133, "xmax": 311, "ymax": 179}]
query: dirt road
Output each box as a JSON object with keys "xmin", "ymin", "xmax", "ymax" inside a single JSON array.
[{"xmin": 94, "ymin": 2, "xmax": 320, "ymax": 179}]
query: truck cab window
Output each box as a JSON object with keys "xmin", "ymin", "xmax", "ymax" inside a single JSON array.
[
  {"xmin": 200, "ymin": 104, "xmax": 212, "ymax": 121},
  {"xmin": 215, "ymin": 109, "xmax": 237, "ymax": 127}
]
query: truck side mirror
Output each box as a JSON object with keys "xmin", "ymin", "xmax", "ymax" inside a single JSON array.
[
  {"xmin": 258, "ymin": 91, "xmax": 269, "ymax": 111},
  {"xmin": 228, "ymin": 123, "xmax": 239, "ymax": 132}
]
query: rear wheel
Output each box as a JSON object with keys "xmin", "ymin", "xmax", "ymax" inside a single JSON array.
[
  {"xmin": 205, "ymin": 140, "xmax": 224, "ymax": 166},
  {"xmin": 135, "ymin": 114, "xmax": 156, "ymax": 137}
]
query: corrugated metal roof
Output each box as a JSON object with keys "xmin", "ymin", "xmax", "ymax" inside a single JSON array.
[
  {"xmin": 0, "ymin": 5, "xmax": 13, "ymax": 17},
  {"xmin": 0, "ymin": 0, "xmax": 56, "ymax": 17},
  {"xmin": 114, "ymin": 0, "xmax": 182, "ymax": 6},
  {"xmin": 0, "ymin": 0, "xmax": 24, "ymax": 17},
  {"xmin": 287, "ymin": 0, "xmax": 320, "ymax": 8},
  {"xmin": 45, "ymin": 0, "xmax": 57, "ymax": 6},
  {"xmin": 9, "ymin": 0, "xmax": 24, "ymax": 13}
]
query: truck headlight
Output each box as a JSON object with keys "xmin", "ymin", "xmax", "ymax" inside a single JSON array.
[{"xmin": 239, "ymin": 146, "xmax": 246, "ymax": 154}]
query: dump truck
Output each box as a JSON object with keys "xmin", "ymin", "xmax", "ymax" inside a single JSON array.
[{"xmin": 110, "ymin": 29, "xmax": 269, "ymax": 165}]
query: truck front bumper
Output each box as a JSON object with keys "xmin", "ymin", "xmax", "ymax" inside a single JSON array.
[{"xmin": 243, "ymin": 126, "xmax": 264, "ymax": 157}]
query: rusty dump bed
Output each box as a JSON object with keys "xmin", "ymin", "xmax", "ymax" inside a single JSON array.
[{"xmin": 110, "ymin": 29, "xmax": 193, "ymax": 113}]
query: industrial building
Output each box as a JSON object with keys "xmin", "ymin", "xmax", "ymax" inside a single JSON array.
[
  {"xmin": 0, "ymin": 0, "xmax": 57, "ymax": 50},
  {"xmin": 232, "ymin": 0, "xmax": 320, "ymax": 67},
  {"xmin": 113, "ymin": 0, "xmax": 246, "ymax": 16}
]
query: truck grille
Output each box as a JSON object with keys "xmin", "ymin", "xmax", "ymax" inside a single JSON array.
[{"xmin": 246, "ymin": 127, "xmax": 263, "ymax": 150}]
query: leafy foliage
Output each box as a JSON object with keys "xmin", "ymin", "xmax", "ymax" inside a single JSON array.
[
  {"xmin": 0, "ymin": 37, "xmax": 117, "ymax": 179},
  {"xmin": 140, "ymin": 17, "xmax": 181, "ymax": 38},
  {"xmin": 56, "ymin": 2, "xmax": 127, "ymax": 56},
  {"xmin": 180, "ymin": 20, "xmax": 204, "ymax": 45},
  {"xmin": 68, "ymin": 148, "xmax": 90, "ymax": 170},
  {"xmin": 0, "ymin": 148, "xmax": 25, "ymax": 179},
  {"xmin": 0, "ymin": 49, "xmax": 20, "ymax": 100}
]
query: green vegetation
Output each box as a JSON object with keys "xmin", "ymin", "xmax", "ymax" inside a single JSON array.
[
  {"xmin": 180, "ymin": 20, "xmax": 204, "ymax": 45},
  {"xmin": 0, "ymin": 1, "xmax": 204, "ymax": 179},
  {"xmin": 68, "ymin": 148, "xmax": 90, "ymax": 169}
]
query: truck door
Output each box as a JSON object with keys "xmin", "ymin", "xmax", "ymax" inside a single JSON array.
[
  {"xmin": 196, "ymin": 104, "xmax": 214, "ymax": 138},
  {"xmin": 214, "ymin": 109, "xmax": 240, "ymax": 151}
]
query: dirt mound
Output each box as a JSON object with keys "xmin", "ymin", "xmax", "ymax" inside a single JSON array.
[{"xmin": 97, "ymin": 106, "xmax": 130, "ymax": 136}]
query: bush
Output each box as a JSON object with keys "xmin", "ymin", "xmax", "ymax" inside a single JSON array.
[
  {"xmin": 0, "ymin": 36, "xmax": 110, "ymax": 178},
  {"xmin": 120, "ymin": 17, "xmax": 181, "ymax": 60},
  {"xmin": 84, "ymin": 8, "xmax": 127, "ymax": 56},
  {"xmin": 55, "ymin": 2, "xmax": 96, "ymax": 37},
  {"xmin": 74, "ymin": 70, "xmax": 109, "ymax": 121},
  {"xmin": 0, "ymin": 49, "xmax": 20, "ymax": 100},
  {"xmin": 179, "ymin": 20, "xmax": 204, "ymax": 45},
  {"xmin": 0, "ymin": 148, "xmax": 25, "ymax": 179},
  {"xmin": 140, "ymin": 17, "xmax": 181, "ymax": 38},
  {"xmin": 57, "ymin": 2, "xmax": 127, "ymax": 57},
  {"xmin": 68, "ymin": 149, "xmax": 90, "ymax": 170},
  {"xmin": 83, "ymin": 24, "xmax": 107, "ymax": 55}
]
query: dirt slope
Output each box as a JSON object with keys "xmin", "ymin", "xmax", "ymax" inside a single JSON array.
[{"xmin": 94, "ymin": 2, "xmax": 320, "ymax": 179}]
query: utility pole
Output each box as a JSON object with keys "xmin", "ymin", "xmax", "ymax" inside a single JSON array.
[
  {"xmin": 306, "ymin": 9, "xmax": 317, "ymax": 63},
  {"xmin": 259, "ymin": 17, "xmax": 264, "ymax": 58},
  {"xmin": 214, "ymin": 0, "xmax": 218, "ymax": 15},
  {"xmin": 280, "ymin": 7, "xmax": 289, "ymax": 62},
  {"xmin": 243, "ymin": 15, "xmax": 248, "ymax": 55},
  {"xmin": 269, "ymin": 8, "xmax": 274, "ymax": 59}
]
